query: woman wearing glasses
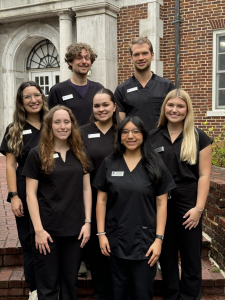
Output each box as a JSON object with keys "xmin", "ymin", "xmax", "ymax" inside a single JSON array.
[
  {"xmin": 93, "ymin": 116, "xmax": 176, "ymax": 300},
  {"xmin": 0, "ymin": 81, "xmax": 48, "ymax": 300}
]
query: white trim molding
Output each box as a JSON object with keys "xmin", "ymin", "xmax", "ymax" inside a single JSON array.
[{"xmin": 207, "ymin": 29, "xmax": 225, "ymax": 116}]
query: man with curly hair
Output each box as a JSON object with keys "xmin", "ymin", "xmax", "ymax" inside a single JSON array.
[{"xmin": 48, "ymin": 43, "xmax": 103, "ymax": 126}]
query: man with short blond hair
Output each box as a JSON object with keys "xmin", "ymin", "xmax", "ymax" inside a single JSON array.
[
  {"xmin": 115, "ymin": 36, "xmax": 175, "ymax": 131},
  {"xmin": 48, "ymin": 42, "xmax": 103, "ymax": 126}
]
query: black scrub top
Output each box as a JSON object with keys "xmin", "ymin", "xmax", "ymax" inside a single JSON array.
[
  {"xmin": 80, "ymin": 123, "xmax": 115, "ymax": 231},
  {"xmin": 0, "ymin": 122, "xmax": 41, "ymax": 207},
  {"xmin": 22, "ymin": 147, "xmax": 94, "ymax": 237},
  {"xmin": 149, "ymin": 126, "xmax": 213, "ymax": 185},
  {"xmin": 114, "ymin": 74, "xmax": 175, "ymax": 131},
  {"xmin": 93, "ymin": 156, "xmax": 176, "ymax": 260},
  {"xmin": 48, "ymin": 80, "xmax": 104, "ymax": 126}
]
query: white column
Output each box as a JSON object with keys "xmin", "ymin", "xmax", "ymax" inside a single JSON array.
[
  {"xmin": 72, "ymin": 2, "xmax": 120, "ymax": 91},
  {"xmin": 140, "ymin": 0, "xmax": 164, "ymax": 76},
  {"xmin": 57, "ymin": 10, "xmax": 74, "ymax": 81}
]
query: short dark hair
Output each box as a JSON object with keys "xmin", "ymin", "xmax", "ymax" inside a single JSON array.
[
  {"xmin": 65, "ymin": 43, "xmax": 98, "ymax": 70},
  {"xmin": 129, "ymin": 37, "xmax": 154, "ymax": 55}
]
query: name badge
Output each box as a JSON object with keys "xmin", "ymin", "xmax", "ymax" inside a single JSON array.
[
  {"xmin": 127, "ymin": 87, "xmax": 138, "ymax": 93},
  {"xmin": 111, "ymin": 171, "xmax": 124, "ymax": 177},
  {"xmin": 53, "ymin": 153, "xmax": 59, "ymax": 158},
  {"xmin": 62, "ymin": 94, "xmax": 73, "ymax": 101},
  {"xmin": 155, "ymin": 146, "xmax": 164, "ymax": 153},
  {"xmin": 23, "ymin": 129, "xmax": 32, "ymax": 135},
  {"xmin": 88, "ymin": 133, "xmax": 100, "ymax": 138}
]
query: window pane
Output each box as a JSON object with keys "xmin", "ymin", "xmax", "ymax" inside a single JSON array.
[
  {"xmin": 40, "ymin": 76, "xmax": 44, "ymax": 85},
  {"xmin": 45, "ymin": 86, "xmax": 49, "ymax": 95},
  {"xmin": 219, "ymin": 36, "xmax": 225, "ymax": 53},
  {"xmin": 45, "ymin": 76, "xmax": 49, "ymax": 85},
  {"xmin": 219, "ymin": 73, "xmax": 225, "ymax": 88},
  {"xmin": 218, "ymin": 90, "xmax": 225, "ymax": 106},
  {"xmin": 35, "ymin": 77, "xmax": 39, "ymax": 84},
  {"xmin": 55, "ymin": 75, "xmax": 59, "ymax": 84},
  {"xmin": 218, "ymin": 54, "xmax": 225, "ymax": 71}
]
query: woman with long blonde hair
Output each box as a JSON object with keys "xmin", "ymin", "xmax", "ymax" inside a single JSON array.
[
  {"xmin": 150, "ymin": 89, "xmax": 212, "ymax": 299},
  {"xmin": 0, "ymin": 81, "xmax": 49, "ymax": 300},
  {"xmin": 22, "ymin": 105, "xmax": 92, "ymax": 300}
]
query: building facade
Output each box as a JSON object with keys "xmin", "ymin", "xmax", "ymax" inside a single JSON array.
[{"xmin": 0, "ymin": 0, "xmax": 224, "ymax": 140}]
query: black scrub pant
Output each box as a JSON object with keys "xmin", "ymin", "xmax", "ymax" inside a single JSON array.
[
  {"xmin": 86, "ymin": 223, "xmax": 113, "ymax": 300},
  {"xmin": 15, "ymin": 208, "xmax": 36, "ymax": 292},
  {"xmin": 160, "ymin": 183, "xmax": 202, "ymax": 300},
  {"xmin": 32, "ymin": 235, "xmax": 82, "ymax": 300},
  {"xmin": 109, "ymin": 254, "xmax": 157, "ymax": 300}
]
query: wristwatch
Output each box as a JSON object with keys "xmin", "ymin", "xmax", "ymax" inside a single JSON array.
[
  {"xmin": 8, "ymin": 192, "xmax": 18, "ymax": 199},
  {"xmin": 156, "ymin": 235, "xmax": 164, "ymax": 241}
]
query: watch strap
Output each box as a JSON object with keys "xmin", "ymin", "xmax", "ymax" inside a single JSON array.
[{"xmin": 156, "ymin": 234, "xmax": 164, "ymax": 241}]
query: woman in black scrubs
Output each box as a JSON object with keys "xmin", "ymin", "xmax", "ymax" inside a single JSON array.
[
  {"xmin": 149, "ymin": 89, "xmax": 212, "ymax": 300},
  {"xmin": 80, "ymin": 88, "xmax": 120, "ymax": 300},
  {"xmin": 0, "ymin": 81, "xmax": 48, "ymax": 300},
  {"xmin": 93, "ymin": 116, "xmax": 176, "ymax": 300},
  {"xmin": 22, "ymin": 105, "xmax": 92, "ymax": 300}
]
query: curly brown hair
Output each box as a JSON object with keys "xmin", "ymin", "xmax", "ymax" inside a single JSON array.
[
  {"xmin": 65, "ymin": 43, "xmax": 98, "ymax": 70},
  {"xmin": 39, "ymin": 105, "xmax": 90, "ymax": 174},
  {"xmin": 7, "ymin": 81, "xmax": 48, "ymax": 157}
]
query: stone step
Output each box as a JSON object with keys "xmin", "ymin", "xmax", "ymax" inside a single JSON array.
[{"xmin": 0, "ymin": 258, "xmax": 224, "ymax": 298}]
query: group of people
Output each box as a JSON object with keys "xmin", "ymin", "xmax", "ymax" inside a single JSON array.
[{"xmin": 0, "ymin": 37, "xmax": 212, "ymax": 300}]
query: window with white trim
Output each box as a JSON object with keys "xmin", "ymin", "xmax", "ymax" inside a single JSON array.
[
  {"xmin": 210, "ymin": 30, "xmax": 225, "ymax": 116},
  {"xmin": 216, "ymin": 33, "xmax": 225, "ymax": 108}
]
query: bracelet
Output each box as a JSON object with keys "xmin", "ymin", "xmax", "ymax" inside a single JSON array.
[
  {"xmin": 96, "ymin": 232, "xmax": 106, "ymax": 236},
  {"xmin": 195, "ymin": 207, "xmax": 203, "ymax": 214},
  {"xmin": 85, "ymin": 219, "xmax": 91, "ymax": 223}
]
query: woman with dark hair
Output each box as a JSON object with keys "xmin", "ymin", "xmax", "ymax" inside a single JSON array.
[
  {"xmin": 93, "ymin": 116, "xmax": 176, "ymax": 300},
  {"xmin": 0, "ymin": 81, "xmax": 49, "ymax": 300},
  {"xmin": 80, "ymin": 88, "xmax": 120, "ymax": 300},
  {"xmin": 150, "ymin": 89, "xmax": 212, "ymax": 299},
  {"xmin": 22, "ymin": 105, "xmax": 92, "ymax": 300}
]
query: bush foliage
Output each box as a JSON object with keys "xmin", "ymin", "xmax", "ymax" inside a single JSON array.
[{"xmin": 202, "ymin": 122, "xmax": 225, "ymax": 168}]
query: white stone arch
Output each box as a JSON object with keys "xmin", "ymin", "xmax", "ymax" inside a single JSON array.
[{"xmin": 1, "ymin": 22, "xmax": 59, "ymax": 139}]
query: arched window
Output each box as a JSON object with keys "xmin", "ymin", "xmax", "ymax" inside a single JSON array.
[{"xmin": 26, "ymin": 39, "xmax": 60, "ymax": 69}]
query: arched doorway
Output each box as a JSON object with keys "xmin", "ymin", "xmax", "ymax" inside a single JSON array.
[{"xmin": 0, "ymin": 22, "xmax": 60, "ymax": 139}]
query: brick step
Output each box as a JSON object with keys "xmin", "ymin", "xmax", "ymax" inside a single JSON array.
[
  {"xmin": 0, "ymin": 258, "xmax": 224, "ymax": 298},
  {"xmin": 0, "ymin": 235, "xmax": 211, "ymax": 268}
]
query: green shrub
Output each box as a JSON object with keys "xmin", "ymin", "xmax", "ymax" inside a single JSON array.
[{"xmin": 202, "ymin": 122, "xmax": 225, "ymax": 168}]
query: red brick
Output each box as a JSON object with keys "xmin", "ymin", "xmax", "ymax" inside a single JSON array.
[
  {"xmin": 219, "ymin": 217, "xmax": 225, "ymax": 229},
  {"xmin": 0, "ymin": 288, "xmax": 24, "ymax": 296},
  {"xmin": 9, "ymin": 267, "xmax": 23, "ymax": 288},
  {"xmin": 3, "ymin": 254, "xmax": 23, "ymax": 266},
  {"xmin": 0, "ymin": 268, "xmax": 12, "ymax": 288}
]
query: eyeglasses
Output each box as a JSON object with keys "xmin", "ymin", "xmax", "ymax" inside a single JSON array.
[
  {"xmin": 121, "ymin": 129, "xmax": 141, "ymax": 136},
  {"xmin": 23, "ymin": 93, "xmax": 42, "ymax": 100}
]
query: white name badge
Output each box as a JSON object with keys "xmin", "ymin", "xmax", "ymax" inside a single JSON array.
[
  {"xmin": 88, "ymin": 133, "xmax": 100, "ymax": 138},
  {"xmin": 53, "ymin": 153, "xmax": 59, "ymax": 158},
  {"xmin": 62, "ymin": 94, "xmax": 73, "ymax": 101},
  {"xmin": 23, "ymin": 129, "xmax": 32, "ymax": 135},
  {"xmin": 155, "ymin": 146, "xmax": 164, "ymax": 153},
  {"xmin": 127, "ymin": 87, "xmax": 138, "ymax": 93},
  {"xmin": 111, "ymin": 171, "xmax": 124, "ymax": 177}
]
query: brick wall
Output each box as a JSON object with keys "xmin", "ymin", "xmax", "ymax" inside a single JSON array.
[
  {"xmin": 203, "ymin": 176, "xmax": 225, "ymax": 271},
  {"xmin": 161, "ymin": 0, "xmax": 225, "ymax": 132},
  {"xmin": 117, "ymin": 4, "xmax": 148, "ymax": 85}
]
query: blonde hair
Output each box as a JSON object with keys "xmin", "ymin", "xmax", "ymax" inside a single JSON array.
[
  {"xmin": 39, "ymin": 105, "xmax": 89, "ymax": 174},
  {"xmin": 7, "ymin": 81, "xmax": 49, "ymax": 157},
  {"xmin": 158, "ymin": 89, "xmax": 198, "ymax": 165}
]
